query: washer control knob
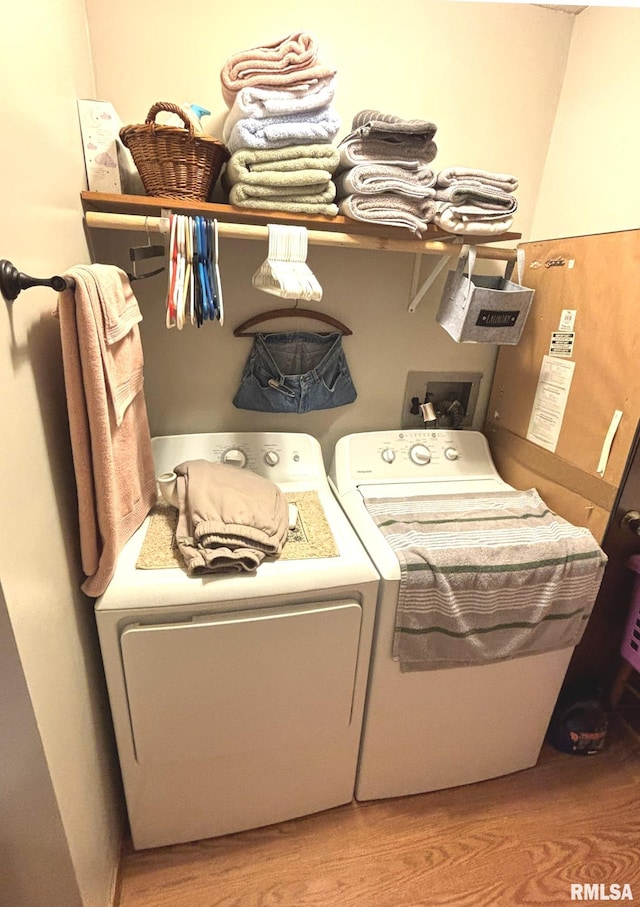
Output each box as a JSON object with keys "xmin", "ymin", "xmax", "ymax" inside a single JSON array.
[
  {"xmin": 381, "ymin": 448, "xmax": 395, "ymax": 463},
  {"xmin": 409, "ymin": 444, "xmax": 431, "ymax": 465},
  {"xmin": 263, "ymin": 450, "xmax": 279, "ymax": 467},
  {"xmin": 222, "ymin": 448, "xmax": 247, "ymax": 468},
  {"xmin": 444, "ymin": 447, "xmax": 459, "ymax": 461}
]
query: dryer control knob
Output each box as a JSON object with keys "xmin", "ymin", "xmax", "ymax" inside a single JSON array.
[
  {"xmin": 444, "ymin": 447, "xmax": 459, "ymax": 461},
  {"xmin": 381, "ymin": 448, "xmax": 395, "ymax": 463},
  {"xmin": 409, "ymin": 444, "xmax": 431, "ymax": 465},
  {"xmin": 222, "ymin": 448, "xmax": 247, "ymax": 468},
  {"xmin": 263, "ymin": 450, "xmax": 279, "ymax": 467}
]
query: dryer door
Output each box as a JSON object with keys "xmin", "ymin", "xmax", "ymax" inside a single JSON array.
[{"xmin": 120, "ymin": 600, "xmax": 362, "ymax": 764}]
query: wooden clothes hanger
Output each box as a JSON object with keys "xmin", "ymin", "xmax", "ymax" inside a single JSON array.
[{"xmin": 233, "ymin": 306, "xmax": 352, "ymax": 337}]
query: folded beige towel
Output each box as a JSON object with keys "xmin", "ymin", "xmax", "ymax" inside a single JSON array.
[
  {"xmin": 220, "ymin": 31, "xmax": 336, "ymax": 107},
  {"xmin": 174, "ymin": 460, "xmax": 289, "ymax": 574},
  {"xmin": 229, "ymin": 181, "xmax": 336, "ymax": 205},
  {"xmin": 229, "ymin": 193, "xmax": 339, "ymax": 216},
  {"xmin": 56, "ymin": 265, "xmax": 157, "ymax": 597},
  {"xmin": 226, "ymin": 144, "xmax": 339, "ymax": 184}
]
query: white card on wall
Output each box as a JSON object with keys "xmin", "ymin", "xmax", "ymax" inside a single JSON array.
[{"xmin": 559, "ymin": 309, "xmax": 577, "ymax": 331}]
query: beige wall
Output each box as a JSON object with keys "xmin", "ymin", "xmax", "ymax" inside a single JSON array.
[
  {"xmin": 0, "ymin": 1, "xmax": 122, "ymax": 905},
  {"xmin": 532, "ymin": 7, "xmax": 640, "ymax": 240},
  {"xmin": 85, "ymin": 0, "xmax": 574, "ymax": 461}
]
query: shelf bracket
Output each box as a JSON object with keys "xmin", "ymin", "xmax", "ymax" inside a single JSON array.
[{"xmin": 407, "ymin": 253, "xmax": 452, "ymax": 313}]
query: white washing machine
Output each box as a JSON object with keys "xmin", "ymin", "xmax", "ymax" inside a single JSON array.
[
  {"xmin": 95, "ymin": 431, "xmax": 378, "ymax": 850},
  {"xmin": 329, "ymin": 429, "xmax": 576, "ymax": 801}
]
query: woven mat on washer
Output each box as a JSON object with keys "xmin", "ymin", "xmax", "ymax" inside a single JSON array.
[{"xmin": 136, "ymin": 490, "xmax": 339, "ymax": 570}]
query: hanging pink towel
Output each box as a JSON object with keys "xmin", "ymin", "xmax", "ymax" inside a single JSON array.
[{"xmin": 56, "ymin": 265, "xmax": 157, "ymax": 597}]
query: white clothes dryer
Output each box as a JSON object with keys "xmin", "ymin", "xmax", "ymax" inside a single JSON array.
[
  {"xmin": 329, "ymin": 429, "xmax": 576, "ymax": 801},
  {"xmin": 95, "ymin": 432, "xmax": 378, "ymax": 849}
]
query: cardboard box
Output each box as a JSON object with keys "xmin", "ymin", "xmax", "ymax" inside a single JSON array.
[{"xmin": 77, "ymin": 99, "xmax": 122, "ymax": 193}]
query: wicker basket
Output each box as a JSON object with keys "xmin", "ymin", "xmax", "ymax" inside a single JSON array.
[{"xmin": 120, "ymin": 102, "xmax": 229, "ymax": 201}]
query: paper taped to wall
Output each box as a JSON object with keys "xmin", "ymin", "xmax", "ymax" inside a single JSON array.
[{"xmin": 526, "ymin": 355, "xmax": 575, "ymax": 453}]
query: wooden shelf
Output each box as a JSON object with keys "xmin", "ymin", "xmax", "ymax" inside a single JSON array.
[{"xmin": 81, "ymin": 192, "xmax": 520, "ymax": 261}]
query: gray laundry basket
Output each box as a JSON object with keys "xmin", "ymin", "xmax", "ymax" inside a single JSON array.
[{"xmin": 437, "ymin": 245, "xmax": 534, "ymax": 344}]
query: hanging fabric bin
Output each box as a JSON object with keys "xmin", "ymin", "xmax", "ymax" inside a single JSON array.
[
  {"xmin": 436, "ymin": 245, "xmax": 534, "ymax": 345},
  {"xmin": 120, "ymin": 102, "xmax": 229, "ymax": 201}
]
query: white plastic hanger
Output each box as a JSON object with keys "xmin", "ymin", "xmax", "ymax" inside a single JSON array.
[{"xmin": 252, "ymin": 224, "xmax": 322, "ymax": 301}]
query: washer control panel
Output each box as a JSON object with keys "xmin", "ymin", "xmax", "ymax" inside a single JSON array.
[{"xmin": 330, "ymin": 429, "xmax": 501, "ymax": 492}]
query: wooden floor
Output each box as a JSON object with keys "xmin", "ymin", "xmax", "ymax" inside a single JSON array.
[{"xmin": 117, "ymin": 718, "xmax": 640, "ymax": 907}]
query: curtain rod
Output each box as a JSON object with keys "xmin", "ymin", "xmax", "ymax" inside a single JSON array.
[{"xmin": 83, "ymin": 211, "xmax": 517, "ymax": 262}]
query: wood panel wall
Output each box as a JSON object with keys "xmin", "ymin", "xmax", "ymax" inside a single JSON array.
[{"xmin": 484, "ymin": 229, "xmax": 640, "ymax": 688}]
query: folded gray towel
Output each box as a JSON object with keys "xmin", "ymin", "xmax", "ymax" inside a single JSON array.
[
  {"xmin": 351, "ymin": 108, "xmax": 437, "ymax": 140},
  {"xmin": 436, "ymin": 167, "xmax": 518, "ymax": 193},
  {"xmin": 435, "ymin": 183, "xmax": 518, "ymax": 214},
  {"xmin": 339, "ymin": 193, "xmax": 436, "ymax": 236},
  {"xmin": 174, "ymin": 460, "xmax": 289, "ymax": 574},
  {"xmin": 338, "ymin": 133, "xmax": 438, "ymax": 169},
  {"xmin": 334, "ymin": 162, "xmax": 436, "ymax": 199}
]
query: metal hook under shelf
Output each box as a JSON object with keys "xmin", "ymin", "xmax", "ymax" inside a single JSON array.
[{"xmin": 0, "ymin": 259, "xmax": 74, "ymax": 302}]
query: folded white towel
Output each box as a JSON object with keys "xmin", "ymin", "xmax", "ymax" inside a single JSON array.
[
  {"xmin": 223, "ymin": 76, "xmax": 336, "ymax": 142},
  {"xmin": 227, "ymin": 107, "xmax": 341, "ymax": 153},
  {"xmin": 434, "ymin": 203, "xmax": 514, "ymax": 235}
]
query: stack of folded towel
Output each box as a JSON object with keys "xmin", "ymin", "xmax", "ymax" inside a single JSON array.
[
  {"xmin": 220, "ymin": 31, "xmax": 341, "ymax": 215},
  {"xmin": 433, "ymin": 167, "xmax": 519, "ymax": 236},
  {"xmin": 334, "ymin": 109, "xmax": 439, "ymax": 235},
  {"xmin": 173, "ymin": 460, "xmax": 289, "ymax": 574}
]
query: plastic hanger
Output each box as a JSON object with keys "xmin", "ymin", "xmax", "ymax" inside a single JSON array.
[
  {"xmin": 233, "ymin": 306, "xmax": 352, "ymax": 337},
  {"xmin": 174, "ymin": 215, "xmax": 186, "ymax": 331},
  {"xmin": 213, "ymin": 219, "xmax": 224, "ymax": 326},
  {"xmin": 252, "ymin": 224, "xmax": 322, "ymax": 302},
  {"xmin": 166, "ymin": 214, "xmax": 178, "ymax": 329}
]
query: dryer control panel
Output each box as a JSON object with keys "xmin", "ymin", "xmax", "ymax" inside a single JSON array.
[
  {"xmin": 330, "ymin": 429, "xmax": 502, "ymax": 492},
  {"xmin": 151, "ymin": 431, "xmax": 325, "ymax": 485}
]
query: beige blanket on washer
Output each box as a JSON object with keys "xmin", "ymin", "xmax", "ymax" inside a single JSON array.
[{"xmin": 174, "ymin": 460, "xmax": 289, "ymax": 574}]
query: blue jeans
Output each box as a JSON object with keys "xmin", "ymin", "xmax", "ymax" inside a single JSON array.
[{"xmin": 233, "ymin": 331, "xmax": 357, "ymax": 413}]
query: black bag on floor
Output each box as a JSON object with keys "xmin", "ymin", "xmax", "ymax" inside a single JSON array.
[{"xmin": 547, "ymin": 683, "xmax": 609, "ymax": 755}]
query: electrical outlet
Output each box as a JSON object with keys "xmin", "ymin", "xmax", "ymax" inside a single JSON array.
[{"xmin": 402, "ymin": 371, "xmax": 482, "ymax": 429}]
